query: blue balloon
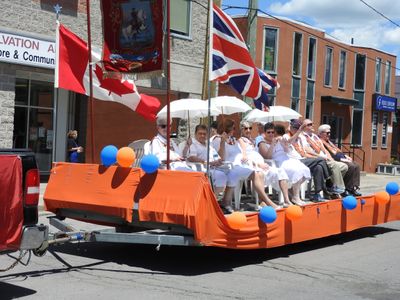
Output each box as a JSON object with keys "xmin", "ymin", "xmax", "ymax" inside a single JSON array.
[
  {"xmin": 100, "ymin": 145, "xmax": 118, "ymax": 166},
  {"xmin": 140, "ymin": 154, "xmax": 160, "ymax": 174},
  {"xmin": 259, "ymin": 206, "xmax": 277, "ymax": 224},
  {"xmin": 385, "ymin": 182, "xmax": 399, "ymax": 195},
  {"xmin": 342, "ymin": 195, "xmax": 357, "ymax": 210}
]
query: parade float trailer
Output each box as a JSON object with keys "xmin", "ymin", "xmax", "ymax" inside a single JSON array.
[{"xmin": 43, "ymin": 163, "xmax": 400, "ymax": 250}]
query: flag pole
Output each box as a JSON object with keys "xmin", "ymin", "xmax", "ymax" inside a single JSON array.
[
  {"xmin": 86, "ymin": 0, "xmax": 95, "ymax": 163},
  {"xmin": 166, "ymin": 0, "xmax": 171, "ymax": 169},
  {"xmin": 205, "ymin": 0, "xmax": 213, "ymax": 178}
]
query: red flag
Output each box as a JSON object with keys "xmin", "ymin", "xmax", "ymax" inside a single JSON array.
[{"xmin": 55, "ymin": 23, "xmax": 160, "ymax": 120}]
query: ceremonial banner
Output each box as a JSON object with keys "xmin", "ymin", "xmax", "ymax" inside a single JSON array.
[{"xmin": 101, "ymin": 0, "xmax": 163, "ymax": 73}]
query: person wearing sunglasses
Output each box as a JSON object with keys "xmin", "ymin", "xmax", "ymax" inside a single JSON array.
[
  {"xmin": 150, "ymin": 117, "xmax": 192, "ymax": 171},
  {"xmin": 238, "ymin": 120, "xmax": 294, "ymax": 207},
  {"xmin": 258, "ymin": 123, "xmax": 311, "ymax": 206},
  {"xmin": 318, "ymin": 124, "xmax": 361, "ymax": 196},
  {"xmin": 300, "ymin": 119, "xmax": 349, "ymax": 198},
  {"xmin": 211, "ymin": 118, "xmax": 279, "ymax": 213}
]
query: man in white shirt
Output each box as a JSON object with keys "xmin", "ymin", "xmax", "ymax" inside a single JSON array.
[{"xmin": 150, "ymin": 117, "xmax": 193, "ymax": 171}]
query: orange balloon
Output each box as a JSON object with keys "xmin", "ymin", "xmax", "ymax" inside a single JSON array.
[
  {"xmin": 116, "ymin": 147, "xmax": 136, "ymax": 167},
  {"xmin": 286, "ymin": 205, "xmax": 303, "ymax": 221},
  {"xmin": 375, "ymin": 191, "xmax": 390, "ymax": 205},
  {"xmin": 226, "ymin": 211, "xmax": 247, "ymax": 230}
]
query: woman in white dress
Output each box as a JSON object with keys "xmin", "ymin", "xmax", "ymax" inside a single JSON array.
[
  {"xmin": 258, "ymin": 123, "xmax": 311, "ymax": 205},
  {"xmin": 212, "ymin": 119, "xmax": 279, "ymax": 212},
  {"xmin": 238, "ymin": 121, "xmax": 293, "ymax": 207}
]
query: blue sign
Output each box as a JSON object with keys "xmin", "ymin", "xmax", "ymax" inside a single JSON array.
[{"xmin": 375, "ymin": 94, "xmax": 397, "ymax": 112}]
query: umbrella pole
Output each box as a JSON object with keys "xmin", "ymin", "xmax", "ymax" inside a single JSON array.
[{"xmin": 166, "ymin": 0, "xmax": 171, "ymax": 169}]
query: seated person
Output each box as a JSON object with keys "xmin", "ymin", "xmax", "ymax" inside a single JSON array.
[
  {"xmin": 300, "ymin": 119, "xmax": 349, "ymax": 197},
  {"xmin": 186, "ymin": 124, "xmax": 228, "ymax": 197},
  {"xmin": 212, "ymin": 118, "xmax": 280, "ymax": 212},
  {"xmin": 318, "ymin": 124, "xmax": 361, "ymax": 196},
  {"xmin": 150, "ymin": 117, "xmax": 193, "ymax": 171},
  {"xmin": 285, "ymin": 119, "xmax": 332, "ymax": 202},
  {"xmin": 258, "ymin": 123, "xmax": 311, "ymax": 205},
  {"xmin": 238, "ymin": 120, "xmax": 294, "ymax": 207}
]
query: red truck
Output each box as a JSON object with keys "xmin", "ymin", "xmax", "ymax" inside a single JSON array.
[{"xmin": 0, "ymin": 149, "xmax": 48, "ymax": 257}]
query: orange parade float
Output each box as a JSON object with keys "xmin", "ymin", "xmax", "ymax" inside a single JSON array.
[{"xmin": 44, "ymin": 162, "xmax": 400, "ymax": 250}]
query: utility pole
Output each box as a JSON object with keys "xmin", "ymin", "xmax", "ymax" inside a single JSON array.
[{"xmin": 245, "ymin": 0, "xmax": 258, "ymax": 107}]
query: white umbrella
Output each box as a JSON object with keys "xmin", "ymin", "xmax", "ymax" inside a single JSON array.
[
  {"xmin": 208, "ymin": 96, "xmax": 252, "ymax": 115},
  {"xmin": 157, "ymin": 98, "xmax": 221, "ymax": 119},
  {"xmin": 244, "ymin": 106, "xmax": 302, "ymax": 123}
]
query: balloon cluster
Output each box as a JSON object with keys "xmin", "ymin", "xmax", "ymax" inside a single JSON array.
[{"xmin": 100, "ymin": 145, "xmax": 160, "ymax": 173}]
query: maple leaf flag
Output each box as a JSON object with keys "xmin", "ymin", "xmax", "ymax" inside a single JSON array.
[{"xmin": 55, "ymin": 23, "xmax": 160, "ymax": 121}]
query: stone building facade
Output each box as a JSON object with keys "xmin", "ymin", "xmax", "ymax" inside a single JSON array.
[{"xmin": 0, "ymin": 0, "xmax": 208, "ymax": 175}]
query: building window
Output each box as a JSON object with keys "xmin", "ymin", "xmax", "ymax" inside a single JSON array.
[
  {"xmin": 266, "ymin": 74, "xmax": 278, "ymax": 106},
  {"xmin": 384, "ymin": 61, "xmax": 391, "ymax": 95},
  {"xmin": 307, "ymin": 37, "xmax": 316, "ymax": 79},
  {"xmin": 305, "ymin": 80, "xmax": 314, "ymax": 119},
  {"xmin": 375, "ymin": 58, "xmax": 382, "ymax": 92},
  {"xmin": 13, "ymin": 78, "xmax": 54, "ymax": 173},
  {"xmin": 338, "ymin": 50, "xmax": 347, "ymax": 89},
  {"xmin": 351, "ymin": 92, "xmax": 364, "ymax": 145},
  {"xmin": 292, "ymin": 32, "xmax": 302, "ymax": 76},
  {"xmin": 372, "ymin": 111, "xmax": 378, "ymax": 147},
  {"xmin": 324, "ymin": 47, "xmax": 333, "ymax": 86},
  {"xmin": 354, "ymin": 54, "xmax": 366, "ymax": 90},
  {"xmin": 291, "ymin": 77, "xmax": 300, "ymax": 111},
  {"xmin": 382, "ymin": 112, "xmax": 388, "ymax": 147},
  {"xmin": 170, "ymin": 0, "xmax": 191, "ymax": 37},
  {"xmin": 263, "ymin": 27, "xmax": 278, "ymax": 72}
]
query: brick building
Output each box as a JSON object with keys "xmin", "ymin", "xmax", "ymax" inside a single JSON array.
[
  {"xmin": 0, "ymin": 0, "xmax": 208, "ymax": 176},
  {"xmin": 229, "ymin": 14, "xmax": 398, "ymax": 173}
]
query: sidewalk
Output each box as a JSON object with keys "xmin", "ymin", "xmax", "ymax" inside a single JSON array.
[{"xmin": 38, "ymin": 173, "xmax": 400, "ymax": 212}]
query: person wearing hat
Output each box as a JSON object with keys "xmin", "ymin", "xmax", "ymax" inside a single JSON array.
[
  {"xmin": 285, "ymin": 119, "xmax": 332, "ymax": 201},
  {"xmin": 318, "ymin": 124, "xmax": 361, "ymax": 196}
]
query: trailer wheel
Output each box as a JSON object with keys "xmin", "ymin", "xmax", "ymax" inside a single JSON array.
[{"xmin": 33, "ymin": 241, "xmax": 48, "ymax": 257}]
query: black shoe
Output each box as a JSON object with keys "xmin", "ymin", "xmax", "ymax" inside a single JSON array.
[
  {"xmin": 341, "ymin": 190, "xmax": 351, "ymax": 198},
  {"xmin": 350, "ymin": 189, "xmax": 362, "ymax": 197},
  {"xmin": 219, "ymin": 205, "xmax": 234, "ymax": 214},
  {"xmin": 312, "ymin": 194, "xmax": 327, "ymax": 203}
]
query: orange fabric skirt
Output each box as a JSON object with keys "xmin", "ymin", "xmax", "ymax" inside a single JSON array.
[{"xmin": 44, "ymin": 163, "xmax": 400, "ymax": 249}]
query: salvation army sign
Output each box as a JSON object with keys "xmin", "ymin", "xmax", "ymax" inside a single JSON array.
[{"xmin": 0, "ymin": 31, "xmax": 55, "ymax": 69}]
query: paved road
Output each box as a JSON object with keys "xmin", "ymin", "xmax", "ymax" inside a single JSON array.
[
  {"xmin": 1, "ymin": 174, "xmax": 398, "ymax": 299},
  {"xmin": 1, "ymin": 215, "xmax": 399, "ymax": 299}
]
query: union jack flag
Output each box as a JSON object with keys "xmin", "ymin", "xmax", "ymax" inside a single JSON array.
[{"xmin": 210, "ymin": 4, "xmax": 277, "ymax": 109}]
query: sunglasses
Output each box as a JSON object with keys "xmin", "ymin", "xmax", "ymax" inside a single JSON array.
[
  {"xmin": 326, "ymin": 131, "xmax": 331, "ymax": 134},
  {"xmin": 243, "ymin": 127, "xmax": 252, "ymax": 130},
  {"xmin": 306, "ymin": 123, "xmax": 313, "ymax": 126},
  {"xmin": 158, "ymin": 125, "xmax": 167, "ymax": 128},
  {"xmin": 266, "ymin": 131, "xmax": 275, "ymax": 134}
]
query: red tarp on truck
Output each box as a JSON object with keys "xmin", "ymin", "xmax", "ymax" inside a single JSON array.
[{"xmin": 0, "ymin": 155, "xmax": 23, "ymax": 252}]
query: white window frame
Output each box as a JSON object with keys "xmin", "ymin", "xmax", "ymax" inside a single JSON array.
[
  {"xmin": 338, "ymin": 50, "xmax": 347, "ymax": 90},
  {"xmin": 307, "ymin": 37, "xmax": 317, "ymax": 80},
  {"xmin": 353, "ymin": 53, "xmax": 366, "ymax": 91},
  {"xmin": 375, "ymin": 57, "xmax": 382, "ymax": 93},
  {"xmin": 292, "ymin": 32, "xmax": 303, "ymax": 77},
  {"xmin": 324, "ymin": 47, "xmax": 333, "ymax": 87},
  {"xmin": 262, "ymin": 26, "xmax": 279, "ymax": 74},
  {"xmin": 384, "ymin": 61, "xmax": 392, "ymax": 95},
  {"xmin": 371, "ymin": 111, "xmax": 378, "ymax": 147},
  {"xmin": 381, "ymin": 112, "xmax": 389, "ymax": 148},
  {"xmin": 170, "ymin": 0, "xmax": 192, "ymax": 39}
]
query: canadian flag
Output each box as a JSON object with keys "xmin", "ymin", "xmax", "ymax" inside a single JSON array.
[{"xmin": 55, "ymin": 23, "xmax": 160, "ymax": 121}]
